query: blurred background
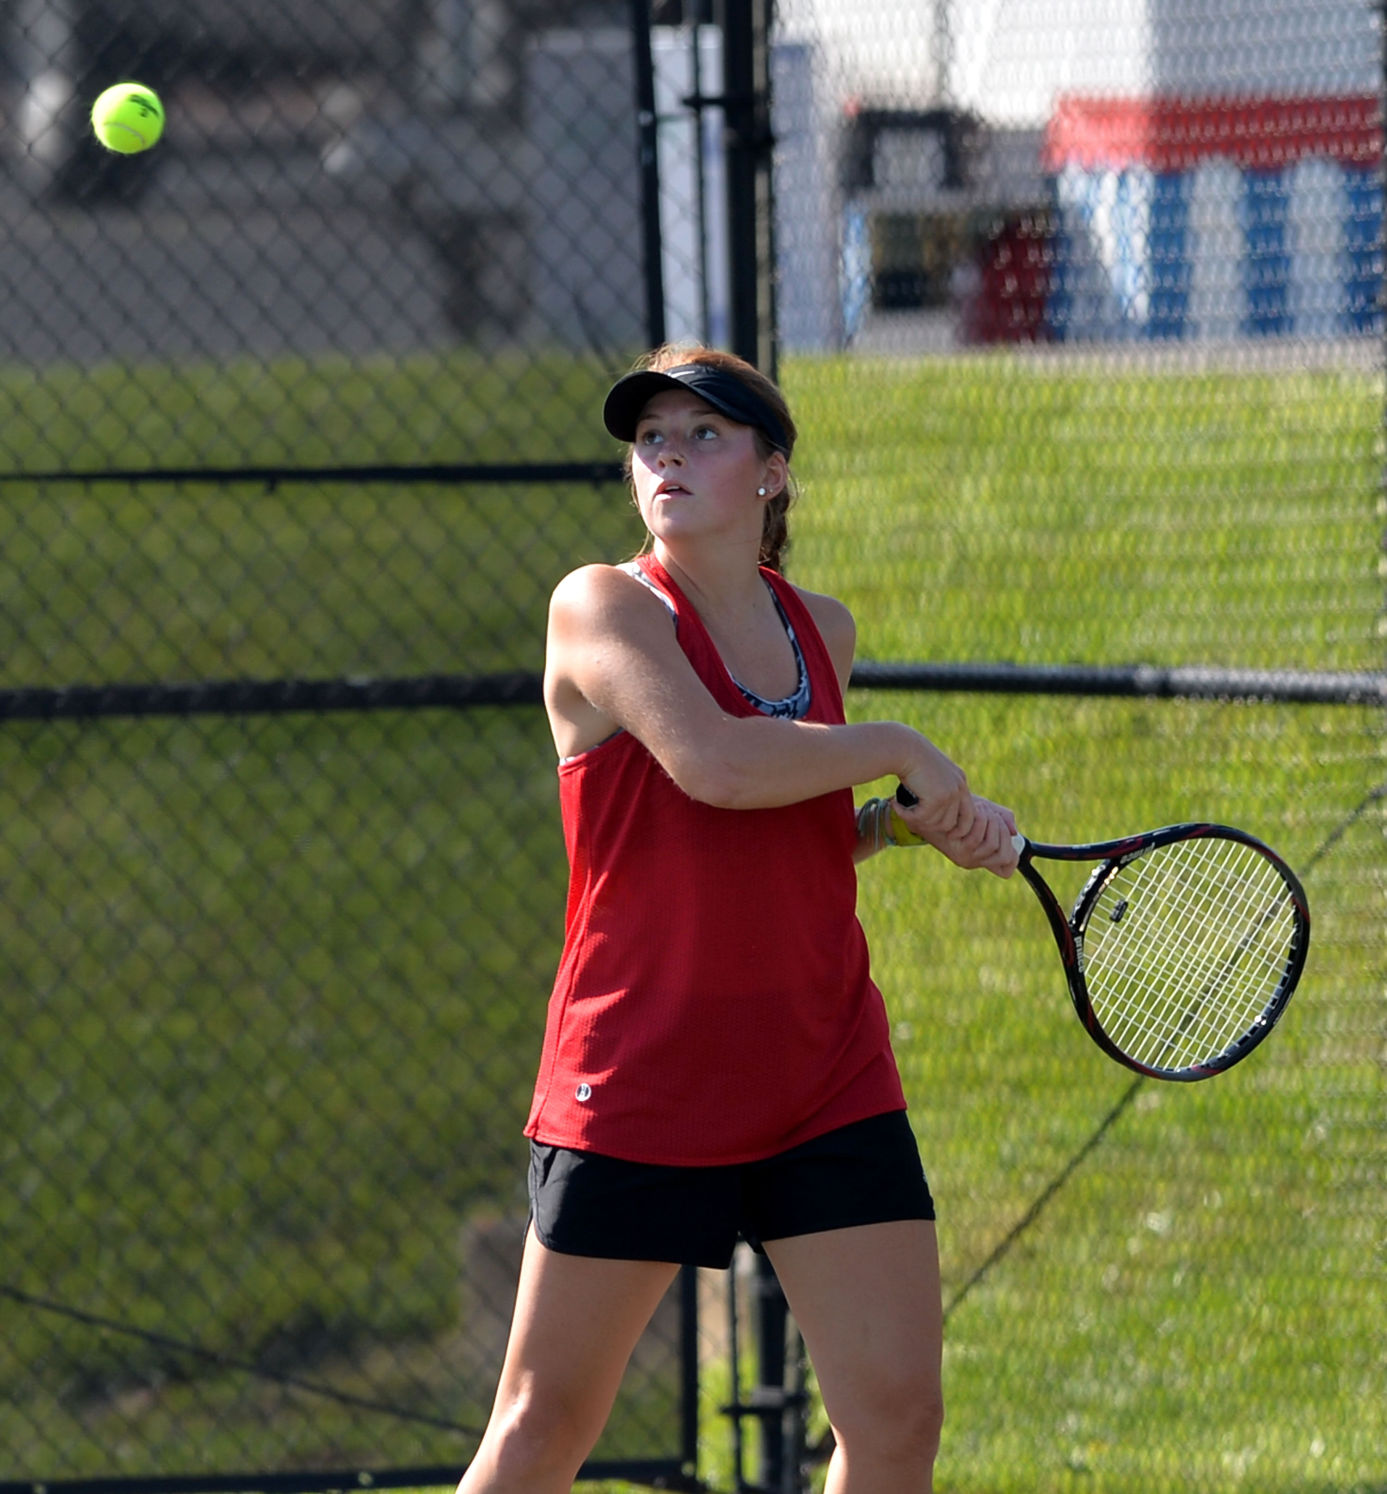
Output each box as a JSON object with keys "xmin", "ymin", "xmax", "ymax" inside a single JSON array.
[{"xmin": 0, "ymin": 1, "xmax": 1381, "ymax": 1491}]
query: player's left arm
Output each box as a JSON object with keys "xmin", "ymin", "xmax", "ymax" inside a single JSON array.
[
  {"xmin": 796, "ymin": 588, "xmax": 890, "ymax": 864},
  {"xmin": 797, "ymin": 586, "xmax": 857, "ymax": 698},
  {"xmin": 798, "ymin": 586, "xmax": 1015, "ymax": 870}
]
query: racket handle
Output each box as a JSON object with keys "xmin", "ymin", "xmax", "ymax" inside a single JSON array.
[{"xmin": 1011, "ymin": 832, "xmax": 1027, "ymax": 854}]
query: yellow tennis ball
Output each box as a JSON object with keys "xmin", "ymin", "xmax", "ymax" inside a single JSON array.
[{"xmin": 90, "ymin": 83, "xmax": 165, "ymax": 154}]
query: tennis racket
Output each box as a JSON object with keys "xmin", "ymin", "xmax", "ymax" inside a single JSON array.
[{"xmin": 897, "ymin": 792, "xmax": 1310, "ymax": 1081}]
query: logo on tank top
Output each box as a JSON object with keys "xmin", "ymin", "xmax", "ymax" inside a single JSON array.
[{"xmin": 574, "ymin": 1083, "xmax": 592, "ymax": 1103}]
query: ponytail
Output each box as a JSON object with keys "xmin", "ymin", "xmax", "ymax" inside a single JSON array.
[{"xmin": 759, "ymin": 485, "xmax": 794, "ymax": 574}]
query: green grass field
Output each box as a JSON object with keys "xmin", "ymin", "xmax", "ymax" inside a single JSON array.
[{"xmin": 1, "ymin": 349, "xmax": 1381, "ymax": 1492}]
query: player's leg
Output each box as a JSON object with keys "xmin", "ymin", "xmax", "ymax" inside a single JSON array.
[
  {"xmin": 456, "ymin": 1223, "xmax": 680, "ymax": 1494},
  {"xmin": 764, "ymin": 1217, "xmax": 944, "ymax": 1494}
]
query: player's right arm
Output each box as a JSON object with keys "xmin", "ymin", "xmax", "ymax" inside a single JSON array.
[{"xmin": 543, "ymin": 564, "xmax": 987, "ymax": 837}]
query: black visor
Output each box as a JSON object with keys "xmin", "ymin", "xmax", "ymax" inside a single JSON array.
[{"xmin": 602, "ymin": 363, "xmax": 791, "ymax": 454}]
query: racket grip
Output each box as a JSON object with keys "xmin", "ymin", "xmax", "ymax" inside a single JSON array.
[{"xmin": 1011, "ymin": 832, "xmax": 1027, "ymax": 854}]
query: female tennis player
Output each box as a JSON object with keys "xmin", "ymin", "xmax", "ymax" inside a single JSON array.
[{"xmin": 455, "ymin": 345, "xmax": 1018, "ymax": 1494}]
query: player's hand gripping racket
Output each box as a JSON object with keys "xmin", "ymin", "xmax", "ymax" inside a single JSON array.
[{"xmin": 896, "ymin": 792, "xmax": 1310, "ymax": 1080}]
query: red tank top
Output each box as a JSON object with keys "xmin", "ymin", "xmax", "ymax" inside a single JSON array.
[{"xmin": 524, "ymin": 556, "xmax": 906, "ymax": 1165}]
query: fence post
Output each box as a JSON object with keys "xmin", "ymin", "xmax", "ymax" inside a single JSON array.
[
  {"xmin": 727, "ymin": 8, "xmax": 801, "ymax": 1483},
  {"xmin": 722, "ymin": 0, "xmax": 778, "ymax": 374},
  {"xmin": 630, "ymin": 0, "xmax": 666, "ymax": 347},
  {"xmin": 752, "ymin": 1253, "xmax": 801, "ymax": 1492}
]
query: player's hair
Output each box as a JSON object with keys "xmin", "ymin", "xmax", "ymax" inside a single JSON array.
[{"xmin": 630, "ymin": 343, "xmax": 800, "ymax": 573}]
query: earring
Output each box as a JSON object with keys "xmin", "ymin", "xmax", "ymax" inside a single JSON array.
[{"xmin": 757, "ymin": 486, "xmax": 768, "ymax": 496}]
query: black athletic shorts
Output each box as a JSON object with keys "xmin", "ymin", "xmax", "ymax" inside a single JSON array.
[{"xmin": 528, "ymin": 1109, "xmax": 935, "ymax": 1269}]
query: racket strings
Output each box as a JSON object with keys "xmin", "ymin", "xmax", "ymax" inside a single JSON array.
[
  {"xmin": 1102, "ymin": 846, "xmax": 1292, "ymax": 1063},
  {"xmin": 1081, "ymin": 837, "xmax": 1299, "ymax": 1072}
]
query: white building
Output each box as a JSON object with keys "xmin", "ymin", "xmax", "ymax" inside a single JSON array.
[{"xmin": 772, "ymin": 0, "xmax": 1382, "ymax": 343}]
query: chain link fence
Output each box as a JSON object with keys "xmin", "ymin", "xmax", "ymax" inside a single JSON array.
[
  {"xmin": 2, "ymin": 0, "xmax": 1384, "ymax": 1492},
  {"xmin": 765, "ymin": 2, "xmax": 1385, "ymax": 1491},
  {"xmin": 1, "ymin": 1, "xmax": 693, "ymax": 1488}
]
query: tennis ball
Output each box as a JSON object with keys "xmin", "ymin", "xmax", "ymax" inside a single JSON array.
[{"xmin": 90, "ymin": 82, "xmax": 165, "ymax": 154}]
